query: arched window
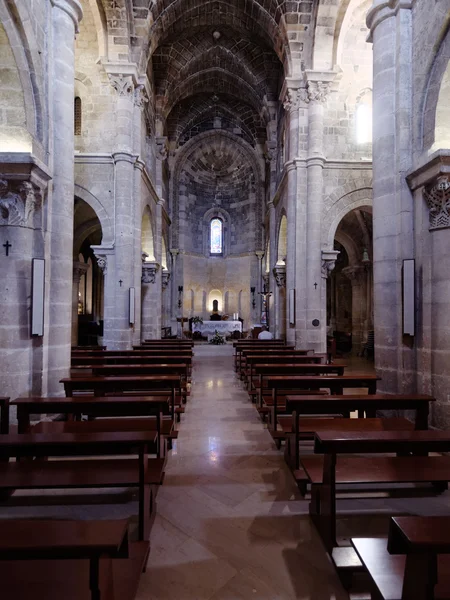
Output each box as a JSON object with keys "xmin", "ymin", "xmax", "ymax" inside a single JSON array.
[
  {"xmin": 210, "ymin": 218, "xmax": 223, "ymax": 255},
  {"xmin": 74, "ymin": 96, "xmax": 82, "ymax": 135}
]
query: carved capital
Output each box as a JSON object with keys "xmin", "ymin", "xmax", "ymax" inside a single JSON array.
[
  {"xmin": 321, "ymin": 249, "xmax": 340, "ymax": 279},
  {"xmin": 423, "ymin": 176, "xmax": 450, "ymax": 231},
  {"xmin": 94, "ymin": 254, "xmax": 107, "ymax": 273},
  {"xmin": 307, "ymin": 81, "xmax": 332, "ymax": 104},
  {"xmin": 108, "ymin": 73, "xmax": 134, "ymax": 98},
  {"xmin": 342, "ymin": 265, "xmax": 366, "ymax": 285},
  {"xmin": 0, "ymin": 179, "xmax": 42, "ymax": 228},
  {"xmin": 134, "ymin": 84, "xmax": 148, "ymax": 109},
  {"xmin": 142, "ymin": 261, "xmax": 160, "ymax": 284},
  {"xmin": 161, "ymin": 269, "xmax": 171, "ymax": 289},
  {"xmin": 273, "ymin": 264, "xmax": 286, "ymax": 288},
  {"xmin": 73, "ymin": 261, "xmax": 88, "ymax": 283},
  {"xmin": 282, "ymin": 88, "xmax": 309, "ymax": 113},
  {"xmin": 156, "ymin": 137, "xmax": 168, "ymax": 161}
]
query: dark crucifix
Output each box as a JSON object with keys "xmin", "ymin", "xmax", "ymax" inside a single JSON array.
[
  {"xmin": 314, "ymin": 282, "xmax": 318, "ymax": 290},
  {"xmin": 119, "ymin": 279, "xmax": 123, "ymax": 287},
  {"xmin": 3, "ymin": 241, "xmax": 11, "ymax": 256}
]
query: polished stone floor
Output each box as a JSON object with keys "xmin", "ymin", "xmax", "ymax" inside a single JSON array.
[{"xmin": 137, "ymin": 344, "xmax": 349, "ymax": 600}]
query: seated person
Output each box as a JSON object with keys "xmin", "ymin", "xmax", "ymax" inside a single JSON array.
[{"xmin": 258, "ymin": 326, "xmax": 273, "ymax": 340}]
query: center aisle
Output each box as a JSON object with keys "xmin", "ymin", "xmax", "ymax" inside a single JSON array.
[{"xmin": 137, "ymin": 344, "xmax": 347, "ymax": 599}]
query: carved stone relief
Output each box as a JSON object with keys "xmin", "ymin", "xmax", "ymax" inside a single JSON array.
[
  {"xmin": 0, "ymin": 179, "xmax": 42, "ymax": 227},
  {"xmin": 273, "ymin": 264, "xmax": 286, "ymax": 288},
  {"xmin": 423, "ymin": 177, "xmax": 450, "ymax": 230}
]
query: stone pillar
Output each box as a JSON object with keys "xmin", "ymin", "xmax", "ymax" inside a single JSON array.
[
  {"xmin": 0, "ymin": 168, "xmax": 49, "ymax": 404},
  {"xmin": 169, "ymin": 248, "xmax": 179, "ymax": 334},
  {"xmin": 71, "ymin": 261, "xmax": 88, "ymax": 345},
  {"xmin": 321, "ymin": 250, "xmax": 339, "ymax": 350},
  {"xmin": 343, "ymin": 265, "xmax": 366, "ymax": 355},
  {"xmin": 367, "ymin": 0, "xmax": 415, "ymax": 392},
  {"xmin": 267, "ymin": 200, "xmax": 277, "ymax": 334},
  {"xmin": 280, "ymin": 84, "xmax": 302, "ymax": 345},
  {"xmin": 141, "ymin": 258, "xmax": 160, "ymax": 340},
  {"xmin": 255, "ymin": 251, "xmax": 264, "ymax": 318},
  {"xmin": 46, "ymin": 0, "xmax": 83, "ymax": 395},
  {"xmin": 304, "ymin": 72, "xmax": 334, "ymax": 353}
]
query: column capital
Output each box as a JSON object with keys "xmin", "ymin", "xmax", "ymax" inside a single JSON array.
[
  {"xmin": 366, "ymin": 0, "xmax": 414, "ymax": 41},
  {"xmin": 304, "ymin": 71, "xmax": 337, "ymax": 104},
  {"xmin": 342, "ymin": 265, "xmax": 366, "ymax": 285},
  {"xmin": 162, "ymin": 269, "xmax": 171, "ymax": 289},
  {"xmin": 51, "ymin": 0, "xmax": 83, "ymax": 33},
  {"xmin": 170, "ymin": 248, "xmax": 179, "ymax": 257},
  {"xmin": 255, "ymin": 251, "xmax": 265, "ymax": 259},
  {"xmin": 280, "ymin": 84, "xmax": 309, "ymax": 113},
  {"xmin": 73, "ymin": 261, "xmax": 88, "ymax": 283},
  {"xmin": 91, "ymin": 244, "xmax": 114, "ymax": 274},
  {"xmin": 0, "ymin": 178, "xmax": 43, "ymax": 228}
]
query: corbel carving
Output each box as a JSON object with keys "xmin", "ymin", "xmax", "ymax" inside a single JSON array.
[
  {"xmin": 321, "ymin": 249, "xmax": 340, "ymax": 279},
  {"xmin": 134, "ymin": 84, "xmax": 149, "ymax": 109},
  {"xmin": 0, "ymin": 179, "xmax": 42, "ymax": 227},
  {"xmin": 273, "ymin": 264, "xmax": 286, "ymax": 288},
  {"xmin": 142, "ymin": 261, "xmax": 160, "ymax": 284},
  {"xmin": 94, "ymin": 255, "xmax": 107, "ymax": 273},
  {"xmin": 423, "ymin": 176, "xmax": 450, "ymax": 230},
  {"xmin": 161, "ymin": 269, "xmax": 171, "ymax": 289},
  {"xmin": 156, "ymin": 137, "xmax": 168, "ymax": 161}
]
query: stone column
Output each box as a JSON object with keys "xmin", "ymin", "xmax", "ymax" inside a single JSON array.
[
  {"xmin": 281, "ymin": 84, "xmax": 302, "ymax": 345},
  {"xmin": 46, "ymin": 0, "xmax": 83, "ymax": 395},
  {"xmin": 343, "ymin": 265, "xmax": 366, "ymax": 355},
  {"xmin": 255, "ymin": 251, "xmax": 265, "ymax": 318},
  {"xmin": 71, "ymin": 261, "xmax": 88, "ymax": 345},
  {"xmin": 169, "ymin": 248, "xmax": 179, "ymax": 334},
  {"xmin": 0, "ymin": 169, "xmax": 49, "ymax": 404},
  {"xmin": 267, "ymin": 200, "xmax": 277, "ymax": 333},
  {"xmin": 367, "ymin": 0, "xmax": 415, "ymax": 392},
  {"xmin": 141, "ymin": 258, "xmax": 160, "ymax": 340},
  {"xmin": 304, "ymin": 72, "xmax": 334, "ymax": 353}
]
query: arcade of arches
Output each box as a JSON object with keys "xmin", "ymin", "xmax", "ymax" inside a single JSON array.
[{"xmin": 1, "ymin": 0, "xmax": 450, "ymax": 421}]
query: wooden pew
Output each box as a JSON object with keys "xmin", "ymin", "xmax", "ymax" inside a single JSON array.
[
  {"xmin": 0, "ymin": 431, "xmax": 165, "ymax": 540},
  {"xmin": 310, "ymin": 430, "xmax": 450, "ymax": 554},
  {"xmin": 0, "ymin": 518, "xmax": 147, "ymax": 600},
  {"xmin": 352, "ymin": 516, "xmax": 450, "ymax": 600},
  {"xmin": 235, "ymin": 344, "xmax": 295, "ymax": 373},
  {"xmin": 282, "ymin": 394, "xmax": 434, "ymax": 474},
  {"xmin": 265, "ymin": 374, "xmax": 380, "ymax": 432},
  {"xmin": 250, "ymin": 363, "xmax": 346, "ymax": 399},
  {"xmin": 12, "ymin": 396, "xmax": 171, "ymax": 458},
  {"xmin": 60, "ymin": 375, "xmax": 182, "ymax": 421},
  {"xmin": 0, "ymin": 397, "xmax": 10, "ymax": 434},
  {"xmin": 243, "ymin": 353, "xmax": 326, "ymax": 383}
]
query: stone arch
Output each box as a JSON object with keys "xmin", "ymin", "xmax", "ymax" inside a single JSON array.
[
  {"xmin": 276, "ymin": 213, "xmax": 287, "ymax": 264},
  {"xmin": 322, "ymin": 181, "xmax": 373, "ymax": 249},
  {"xmin": 422, "ymin": 24, "xmax": 450, "ymax": 152},
  {"xmin": 209, "ymin": 289, "xmax": 223, "ymax": 313},
  {"xmin": 334, "ymin": 230, "xmax": 359, "ymax": 265},
  {"xmin": 73, "ymin": 217, "xmax": 102, "ymax": 257},
  {"xmin": 141, "ymin": 206, "xmax": 155, "ymax": 261},
  {"xmin": 74, "ymin": 184, "xmax": 114, "ymax": 246},
  {"xmin": 171, "ymin": 129, "xmax": 264, "ymax": 250},
  {"xmin": 0, "ymin": 0, "xmax": 44, "ymax": 146},
  {"xmin": 87, "ymin": 0, "xmax": 108, "ymax": 59}
]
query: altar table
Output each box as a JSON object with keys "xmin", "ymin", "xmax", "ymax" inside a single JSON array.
[{"xmin": 193, "ymin": 320, "xmax": 242, "ymax": 339}]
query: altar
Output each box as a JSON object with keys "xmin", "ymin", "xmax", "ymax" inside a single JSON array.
[{"xmin": 193, "ymin": 320, "xmax": 242, "ymax": 339}]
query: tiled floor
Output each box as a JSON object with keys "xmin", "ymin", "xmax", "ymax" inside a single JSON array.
[{"xmin": 137, "ymin": 344, "xmax": 349, "ymax": 600}]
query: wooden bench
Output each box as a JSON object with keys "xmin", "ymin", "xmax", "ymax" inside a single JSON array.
[
  {"xmin": 12, "ymin": 396, "xmax": 172, "ymax": 458},
  {"xmin": 0, "ymin": 431, "xmax": 164, "ymax": 541},
  {"xmin": 60, "ymin": 375, "xmax": 182, "ymax": 420},
  {"xmin": 282, "ymin": 394, "xmax": 435, "ymax": 473},
  {"xmin": 352, "ymin": 516, "xmax": 450, "ymax": 599},
  {"xmin": 242, "ymin": 353, "xmax": 326, "ymax": 382},
  {"xmin": 309, "ymin": 430, "xmax": 450, "ymax": 553},
  {"xmin": 238, "ymin": 348, "xmax": 314, "ymax": 378},
  {"xmin": 250, "ymin": 363, "xmax": 346, "ymax": 400},
  {"xmin": 0, "ymin": 518, "xmax": 147, "ymax": 600},
  {"xmin": 233, "ymin": 342, "xmax": 289, "ymax": 371},
  {"xmin": 265, "ymin": 374, "xmax": 380, "ymax": 432}
]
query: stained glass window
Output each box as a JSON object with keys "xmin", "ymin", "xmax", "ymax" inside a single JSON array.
[{"xmin": 210, "ymin": 218, "xmax": 223, "ymax": 254}]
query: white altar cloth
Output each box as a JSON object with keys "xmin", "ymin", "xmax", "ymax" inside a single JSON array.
[{"xmin": 193, "ymin": 320, "xmax": 242, "ymax": 338}]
